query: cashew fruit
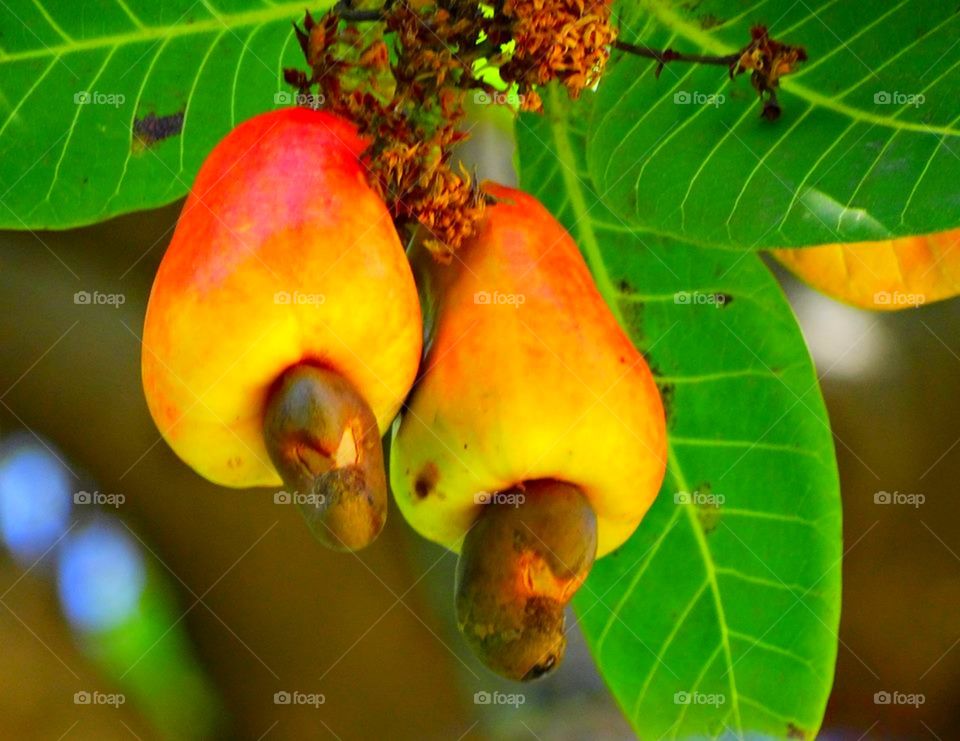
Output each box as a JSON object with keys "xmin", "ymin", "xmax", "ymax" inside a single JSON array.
[
  {"xmin": 390, "ymin": 184, "xmax": 667, "ymax": 678},
  {"xmin": 142, "ymin": 108, "xmax": 422, "ymax": 549},
  {"xmin": 772, "ymin": 228, "xmax": 960, "ymax": 310}
]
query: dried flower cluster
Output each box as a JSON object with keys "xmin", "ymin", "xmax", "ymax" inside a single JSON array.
[
  {"xmin": 285, "ymin": 5, "xmax": 805, "ymax": 254},
  {"xmin": 286, "ymin": 0, "xmax": 615, "ymax": 258},
  {"xmin": 732, "ymin": 25, "xmax": 808, "ymax": 120},
  {"xmin": 498, "ymin": 0, "xmax": 617, "ymax": 112}
]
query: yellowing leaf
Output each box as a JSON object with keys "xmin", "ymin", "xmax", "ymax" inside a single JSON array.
[{"xmin": 772, "ymin": 229, "xmax": 960, "ymax": 311}]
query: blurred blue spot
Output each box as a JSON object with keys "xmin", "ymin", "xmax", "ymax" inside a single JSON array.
[
  {"xmin": 0, "ymin": 446, "xmax": 72, "ymax": 562},
  {"xmin": 57, "ymin": 519, "xmax": 146, "ymax": 632}
]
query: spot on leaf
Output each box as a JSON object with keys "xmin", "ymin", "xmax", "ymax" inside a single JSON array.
[
  {"xmin": 694, "ymin": 481, "xmax": 722, "ymax": 535},
  {"xmin": 133, "ymin": 111, "xmax": 185, "ymax": 149},
  {"xmin": 622, "ymin": 300, "xmax": 646, "ymax": 347},
  {"xmin": 657, "ymin": 382, "xmax": 675, "ymax": 428}
]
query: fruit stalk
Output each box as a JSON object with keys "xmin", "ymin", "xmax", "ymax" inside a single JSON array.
[
  {"xmin": 263, "ymin": 364, "xmax": 387, "ymax": 551},
  {"xmin": 456, "ymin": 480, "xmax": 598, "ymax": 681}
]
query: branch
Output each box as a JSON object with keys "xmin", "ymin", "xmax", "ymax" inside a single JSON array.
[{"xmin": 612, "ymin": 39, "xmax": 740, "ymax": 76}]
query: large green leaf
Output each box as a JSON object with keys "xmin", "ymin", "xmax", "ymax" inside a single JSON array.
[
  {"xmin": 589, "ymin": 0, "xmax": 960, "ymax": 249},
  {"xmin": 517, "ymin": 86, "xmax": 841, "ymax": 739},
  {"xmin": 0, "ymin": 0, "xmax": 330, "ymax": 229}
]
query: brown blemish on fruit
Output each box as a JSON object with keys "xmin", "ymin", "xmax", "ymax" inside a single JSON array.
[{"xmin": 414, "ymin": 461, "xmax": 439, "ymax": 499}]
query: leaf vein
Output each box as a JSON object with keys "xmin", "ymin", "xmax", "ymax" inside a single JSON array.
[{"xmin": 43, "ymin": 46, "xmax": 120, "ymax": 203}]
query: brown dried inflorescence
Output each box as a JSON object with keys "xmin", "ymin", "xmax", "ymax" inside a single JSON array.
[
  {"xmin": 288, "ymin": 0, "xmax": 614, "ymax": 257},
  {"xmin": 499, "ymin": 0, "xmax": 616, "ymax": 112},
  {"xmin": 732, "ymin": 25, "xmax": 808, "ymax": 120}
]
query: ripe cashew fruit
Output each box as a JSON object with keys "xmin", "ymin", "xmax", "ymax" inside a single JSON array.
[
  {"xmin": 772, "ymin": 228, "xmax": 960, "ymax": 310},
  {"xmin": 390, "ymin": 184, "xmax": 667, "ymax": 678},
  {"xmin": 142, "ymin": 108, "xmax": 422, "ymax": 550}
]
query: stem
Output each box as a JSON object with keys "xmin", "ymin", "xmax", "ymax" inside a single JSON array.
[
  {"xmin": 263, "ymin": 364, "xmax": 387, "ymax": 551},
  {"xmin": 613, "ymin": 39, "xmax": 740, "ymax": 73},
  {"xmin": 334, "ymin": 0, "xmax": 385, "ymax": 22},
  {"xmin": 455, "ymin": 480, "xmax": 598, "ymax": 681},
  {"xmin": 329, "ymin": 5, "xmax": 746, "ymax": 80}
]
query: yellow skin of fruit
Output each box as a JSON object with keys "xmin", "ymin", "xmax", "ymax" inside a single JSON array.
[
  {"xmin": 772, "ymin": 228, "xmax": 960, "ymax": 310},
  {"xmin": 390, "ymin": 184, "xmax": 667, "ymax": 558},
  {"xmin": 142, "ymin": 108, "xmax": 422, "ymax": 488}
]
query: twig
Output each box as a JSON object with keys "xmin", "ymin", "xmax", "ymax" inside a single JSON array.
[
  {"xmin": 333, "ymin": 0, "xmax": 385, "ymax": 22},
  {"xmin": 612, "ymin": 39, "xmax": 740, "ymax": 77}
]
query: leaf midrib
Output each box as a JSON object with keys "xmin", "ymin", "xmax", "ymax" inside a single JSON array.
[
  {"xmin": 638, "ymin": 0, "xmax": 960, "ymax": 138},
  {"xmin": 544, "ymin": 85, "xmax": 627, "ymax": 328},
  {"xmin": 0, "ymin": 1, "xmax": 309, "ymax": 63}
]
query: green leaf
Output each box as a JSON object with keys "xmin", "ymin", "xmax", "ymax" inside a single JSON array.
[
  {"xmin": 0, "ymin": 0, "xmax": 331, "ymax": 230},
  {"xmin": 517, "ymin": 86, "xmax": 841, "ymax": 740},
  {"xmin": 588, "ymin": 0, "xmax": 960, "ymax": 249}
]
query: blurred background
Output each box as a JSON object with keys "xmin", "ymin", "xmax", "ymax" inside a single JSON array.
[{"xmin": 0, "ymin": 113, "xmax": 958, "ymax": 740}]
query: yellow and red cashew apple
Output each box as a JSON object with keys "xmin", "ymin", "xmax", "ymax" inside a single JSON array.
[
  {"xmin": 142, "ymin": 108, "xmax": 422, "ymax": 550},
  {"xmin": 391, "ymin": 184, "xmax": 667, "ymax": 679},
  {"xmin": 772, "ymin": 228, "xmax": 960, "ymax": 310}
]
